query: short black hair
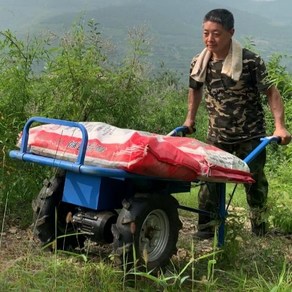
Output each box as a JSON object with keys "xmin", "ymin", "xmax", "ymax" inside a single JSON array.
[{"xmin": 203, "ymin": 9, "xmax": 234, "ymax": 30}]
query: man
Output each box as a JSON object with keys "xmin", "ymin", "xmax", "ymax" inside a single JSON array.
[{"xmin": 183, "ymin": 9, "xmax": 291, "ymax": 238}]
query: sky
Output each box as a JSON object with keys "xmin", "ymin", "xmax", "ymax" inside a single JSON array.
[
  {"xmin": 0, "ymin": 0, "xmax": 290, "ymax": 33},
  {"xmin": 0, "ymin": 0, "xmax": 291, "ymax": 72}
]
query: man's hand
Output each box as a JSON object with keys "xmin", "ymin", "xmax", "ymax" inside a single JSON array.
[
  {"xmin": 273, "ymin": 127, "xmax": 291, "ymax": 145},
  {"xmin": 183, "ymin": 120, "xmax": 196, "ymax": 134}
]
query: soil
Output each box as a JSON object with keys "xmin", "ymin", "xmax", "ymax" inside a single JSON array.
[
  {"xmin": 0, "ymin": 223, "xmax": 36, "ymax": 272},
  {"xmin": 0, "ymin": 214, "xmax": 291, "ymax": 273}
]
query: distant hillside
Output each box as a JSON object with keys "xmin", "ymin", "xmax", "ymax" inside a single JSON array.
[
  {"xmin": 38, "ymin": 0, "xmax": 292, "ymax": 75},
  {"xmin": 1, "ymin": 0, "xmax": 291, "ymax": 75}
]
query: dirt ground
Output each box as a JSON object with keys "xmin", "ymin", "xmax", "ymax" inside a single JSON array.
[
  {"xmin": 0, "ymin": 215, "xmax": 291, "ymax": 274},
  {"xmin": 0, "ymin": 220, "xmax": 37, "ymax": 269},
  {"xmin": 0, "ymin": 216, "xmax": 207, "ymax": 272}
]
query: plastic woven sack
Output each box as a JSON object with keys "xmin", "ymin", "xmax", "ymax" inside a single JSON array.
[{"xmin": 17, "ymin": 122, "xmax": 254, "ymax": 183}]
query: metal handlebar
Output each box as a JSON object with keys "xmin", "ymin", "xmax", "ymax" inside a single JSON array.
[
  {"xmin": 167, "ymin": 126, "xmax": 192, "ymax": 137},
  {"xmin": 243, "ymin": 136, "xmax": 281, "ymax": 164},
  {"xmin": 19, "ymin": 116, "xmax": 89, "ymax": 165}
]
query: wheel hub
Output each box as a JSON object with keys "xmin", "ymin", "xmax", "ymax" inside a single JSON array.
[{"xmin": 139, "ymin": 209, "xmax": 170, "ymax": 261}]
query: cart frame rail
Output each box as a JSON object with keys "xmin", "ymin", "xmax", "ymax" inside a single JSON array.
[{"xmin": 9, "ymin": 116, "xmax": 280, "ymax": 247}]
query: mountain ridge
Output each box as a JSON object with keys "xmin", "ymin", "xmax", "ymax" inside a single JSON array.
[{"xmin": 1, "ymin": 0, "xmax": 291, "ymax": 74}]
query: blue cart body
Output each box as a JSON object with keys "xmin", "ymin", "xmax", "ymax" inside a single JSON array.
[{"xmin": 9, "ymin": 116, "xmax": 279, "ymax": 248}]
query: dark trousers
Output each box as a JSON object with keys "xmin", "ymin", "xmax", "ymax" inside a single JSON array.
[{"xmin": 198, "ymin": 138, "xmax": 268, "ymax": 228}]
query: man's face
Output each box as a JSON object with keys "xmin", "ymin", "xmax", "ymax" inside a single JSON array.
[{"xmin": 202, "ymin": 21, "xmax": 234, "ymax": 57}]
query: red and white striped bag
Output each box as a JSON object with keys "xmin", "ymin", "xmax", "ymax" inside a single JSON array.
[{"xmin": 18, "ymin": 122, "xmax": 254, "ymax": 183}]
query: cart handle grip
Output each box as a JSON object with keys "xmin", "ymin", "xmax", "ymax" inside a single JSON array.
[
  {"xmin": 167, "ymin": 126, "xmax": 193, "ymax": 137},
  {"xmin": 243, "ymin": 136, "xmax": 281, "ymax": 164},
  {"xmin": 20, "ymin": 116, "xmax": 88, "ymax": 165}
]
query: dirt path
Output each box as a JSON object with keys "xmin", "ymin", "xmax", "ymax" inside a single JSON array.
[
  {"xmin": 0, "ymin": 216, "xmax": 206, "ymax": 272},
  {"xmin": 0, "ymin": 226, "xmax": 34, "ymax": 271},
  {"xmin": 1, "ymin": 216, "xmax": 291, "ymax": 273}
]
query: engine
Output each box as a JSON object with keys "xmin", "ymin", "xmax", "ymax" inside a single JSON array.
[{"xmin": 72, "ymin": 210, "xmax": 117, "ymax": 243}]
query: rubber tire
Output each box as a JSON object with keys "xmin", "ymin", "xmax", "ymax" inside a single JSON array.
[
  {"xmin": 111, "ymin": 193, "xmax": 182, "ymax": 270},
  {"xmin": 32, "ymin": 171, "xmax": 85, "ymax": 250}
]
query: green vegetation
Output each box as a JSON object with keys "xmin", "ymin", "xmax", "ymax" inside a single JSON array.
[
  {"xmin": 0, "ymin": 20, "xmax": 291, "ymax": 291},
  {"xmin": 0, "ymin": 20, "xmax": 190, "ymax": 223}
]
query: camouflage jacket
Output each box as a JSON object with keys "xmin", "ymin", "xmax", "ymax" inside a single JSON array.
[{"xmin": 189, "ymin": 48, "xmax": 271, "ymax": 144}]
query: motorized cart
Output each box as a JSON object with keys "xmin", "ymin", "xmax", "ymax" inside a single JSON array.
[{"xmin": 9, "ymin": 116, "xmax": 279, "ymax": 270}]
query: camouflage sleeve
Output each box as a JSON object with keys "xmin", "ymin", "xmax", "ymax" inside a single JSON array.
[
  {"xmin": 250, "ymin": 52, "xmax": 272, "ymax": 93},
  {"xmin": 189, "ymin": 54, "xmax": 204, "ymax": 89}
]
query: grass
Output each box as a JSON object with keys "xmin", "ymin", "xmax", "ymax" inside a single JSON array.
[
  {"xmin": 0, "ymin": 158, "xmax": 291, "ymax": 291},
  {"xmin": 0, "ymin": 252, "xmax": 123, "ymax": 291},
  {"xmin": 2, "ymin": 224, "xmax": 290, "ymax": 291}
]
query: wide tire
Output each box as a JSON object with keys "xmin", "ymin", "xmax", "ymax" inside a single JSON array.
[
  {"xmin": 111, "ymin": 193, "xmax": 182, "ymax": 270},
  {"xmin": 32, "ymin": 171, "xmax": 85, "ymax": 250}
]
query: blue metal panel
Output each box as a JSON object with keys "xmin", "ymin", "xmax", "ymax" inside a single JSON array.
[
  {"xmin": 63, "ymin": 172, "xmax": 101, "ymax": 209},
  {"xmin": 62, "ymin": 171, "xmax": 127, "ymax": 210}
]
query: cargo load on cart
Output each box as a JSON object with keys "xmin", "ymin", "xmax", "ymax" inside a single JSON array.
[{"xmin": 17, "ymin": 121, "xmax": 254, "ymax": 183}]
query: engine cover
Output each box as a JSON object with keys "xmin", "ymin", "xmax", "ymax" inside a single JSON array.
[{"xmin": 72, "ymin": 210, "xmax": 117, "ymax": 243}]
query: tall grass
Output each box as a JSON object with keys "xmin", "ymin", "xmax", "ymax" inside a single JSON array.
[{"xmin": 0, "ymin": 230, "xmax": 290, "ymax": 291}]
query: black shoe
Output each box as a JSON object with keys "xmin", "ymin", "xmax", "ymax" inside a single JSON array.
[
  {"xmin": 249, "ymin": 207, "xmax": 268, "ymax": 236},
  {"xmin": 194, "ymin": 230, "xmax": 214, "ymax": 240},
  {"xmin": 196, "ymin": 214, "xmax": 216, "ymax": 240},
  {"xmin": 252, "ymin": 222, "xmax": 266, "ymax": 236},
  {"xmin": 194, "ymin": 226, "xmax": 214, "ymax": 240}
]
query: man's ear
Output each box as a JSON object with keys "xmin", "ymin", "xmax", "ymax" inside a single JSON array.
[{"xmin": 230, "ymin": 28, "xmax": 235, "ymax": 36}]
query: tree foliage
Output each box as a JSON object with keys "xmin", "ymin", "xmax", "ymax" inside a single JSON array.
[
  {"xmin": 0, "ymin": 20, "xmax": 291, "ymax": 230},
  {"xmin": 0, "ymin": 20, "xmax": 188, "ymax": 219}
]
